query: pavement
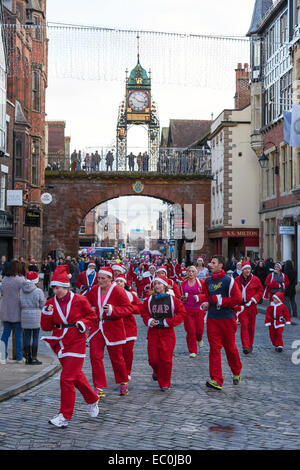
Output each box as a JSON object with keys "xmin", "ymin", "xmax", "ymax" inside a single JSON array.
[{"xmin": 0, "ymin": 290, "xmax": 299, "ymax": 403}]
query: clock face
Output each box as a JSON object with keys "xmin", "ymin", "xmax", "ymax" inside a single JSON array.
[{"xmin": 128, "ymin": 90, "xmax": 149, "ymax": 111}]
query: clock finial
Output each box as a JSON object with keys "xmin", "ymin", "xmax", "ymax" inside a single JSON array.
[{"xmin": 137, "ymin": 33, "xmax": 140, "ymax": 63}]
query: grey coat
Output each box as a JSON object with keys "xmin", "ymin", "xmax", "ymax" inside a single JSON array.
[
  {"xmin": 19, "ymin": 281, "xmax": 45, "ymax": 329},
  {"xmin": 0, "ymin": 275, "xmax": 25, "ymax": 322}
]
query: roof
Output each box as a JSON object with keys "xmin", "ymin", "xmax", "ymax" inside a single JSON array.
[
  {"xmin": 247, "ymin": 0, "xmax": 273, "ymax": 36},
  {"xmin": 167, "ymin": 119, "xmax": 212, "ymax": 148},
  {"xmin": 15, "ymin": 101, "xmax": 30, "ymax": 126},
  {"xmin": 127, "ymin": 56, "xmax": 151, "ymax": 90}
]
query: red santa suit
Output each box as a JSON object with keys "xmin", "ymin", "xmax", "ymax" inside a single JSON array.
[
  {"xmin": 265, "ymin": 291, "xmax": 291, "ymax": 349},
  {"xmin": 154, "ymin": 267, "xmax": 181, "ymax": 299},
  {"xmin": 76, "ymin": 262, "xmax": 98, "ymax": 295},
  {"xmin": 235, "ymin": 263, "xmax": 264, "ymax": 352},
  {"xmin": 264, "ymin": 265, "xmax": 289, "ymax": 301},
  {"xmin": 141, "ymin": 277, "xmax": 186, "ymax": 390},
  {"xmin": 180, "ymin": 275, "xmax": 206, "ymax": 355},
  {"xmin": 200, "ymin": 269, "xmax": 243, "ymax": 388},
  {"xmin": 41, "ymin": 267, "xmax": 99, "ymax": 421},
  {"xmin": 115, "ymin": 276, "xmax": 143, "ymax": 379},
  {"xmin": 86, "ymin": 271, "xmax": 134, "ymax": 389},
  {"xmin": 168, "ymin": 261, "xmax": 181, "ymax": 281}
]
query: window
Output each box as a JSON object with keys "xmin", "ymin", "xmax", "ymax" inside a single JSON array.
[
  {"xmin": 31, "ymin": 139, "xmax": 40, "ymax": 185},
  {"xmin": 0, "ymin": 174, "xmax": 5, "ymax": 211},
  {"xmin": 16, "ymin": 140, "xmax": 22, "ymax": 178},
  {"xmin": 265, "ymin": 218, "xmax": 276, "ymax": 259},
  {"xmin": 32, "ymin": 69, "xmax": 41, "ymax": 112},
  {"xmin": 281, "ymin": 145, "xmax": 288, "ymax": 192},
  {"xmin": 32, "ymin": 16, "xmax": 42, "ymax": 41}
]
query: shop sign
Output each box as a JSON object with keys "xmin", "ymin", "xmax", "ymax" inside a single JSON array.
[
  {"xmin": 279, "ymin": 226, "xmax": 295, "ymax": 235},
  {"xmin": 25, "ymin": 208, "xmax": 41, "ymax": 227}
]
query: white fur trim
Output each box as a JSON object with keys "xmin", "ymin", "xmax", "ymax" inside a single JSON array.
[
  {"xmin": 98, "ymin": 269, "xmax": 113, "ymax": 277},
  {"xmin": 76, "ymin": 321, "xmax": 86, "ymax": 333},
  {"xmin": 163, "ymin": 319, "xmax": 170, "ymax": 327}
]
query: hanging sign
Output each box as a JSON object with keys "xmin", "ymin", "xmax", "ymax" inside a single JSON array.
[{"xmin": 25, "ymin": 208, "xmax": 41, "ymax": 227}]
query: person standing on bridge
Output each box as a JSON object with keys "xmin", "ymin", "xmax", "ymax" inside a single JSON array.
[
  {"xmin": 86, "ymin": 267, "xmax": 134, "ymax": 397},
  {"xmin": 41, "ymin": 265, "xmax": 100, "ymax": 428}
]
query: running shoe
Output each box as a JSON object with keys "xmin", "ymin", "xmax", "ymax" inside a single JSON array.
[
  {"xmin": 206, "ymin": 380, "xmax": 222, "ymax": 391},
  {"xmin": 233, "ymin": 375, "xmax": 241, "ymax": 385},
  {"xmin": 120, "ymin": 382, "xmax": 129, "ymax": 396},
  {"xmin": 49, "ymin": 413, "xmax": 69, "ymax": 428}
]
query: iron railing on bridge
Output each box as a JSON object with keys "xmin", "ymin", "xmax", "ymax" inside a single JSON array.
[{"xmin": 47, "ymin": 147, "xmax": 212, "ymax": 176}]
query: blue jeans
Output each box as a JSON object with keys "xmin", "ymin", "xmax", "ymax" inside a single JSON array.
[
  {"xmin": 24, "ymin": 328, "xmax": 40, "ymax": 349},
  {"xmin": 1, "ymin": 321, "xmax": 23, "ymax": 360}
]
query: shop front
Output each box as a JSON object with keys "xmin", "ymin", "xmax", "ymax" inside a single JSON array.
[{"xmin": 208, "ymin": 228, "xmax": 259, "ymax": 261}]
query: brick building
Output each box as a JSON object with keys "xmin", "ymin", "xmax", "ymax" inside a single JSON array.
[
  {"xmin": 45, "ymin": 121, "xmax": 70, "ymax": 170},
  {"xmin": 248, "ymin": 0, "xmax": 300, "ymax": 279},
  {"xmin": 3, "ymin": 0, "xmax": 48, "ymax": 262}
]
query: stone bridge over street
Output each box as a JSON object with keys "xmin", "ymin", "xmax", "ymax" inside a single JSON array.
[{"xmin": 42, "ymin": 171, "xmax": 212, "ymax": 259}]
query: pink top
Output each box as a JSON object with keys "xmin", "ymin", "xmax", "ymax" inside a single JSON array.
[
  {"xmin": 183, "ymin": 281, "xmax": 200, "ymax": 309},
  {"xmin": 99, "ymin": 295, "xmax": 106, "ymax": 306}
]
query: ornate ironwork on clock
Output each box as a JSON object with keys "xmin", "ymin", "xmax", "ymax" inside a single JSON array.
[{"xmin": 116, "ymin": 35, "xmax": 160, "ymax": 172}]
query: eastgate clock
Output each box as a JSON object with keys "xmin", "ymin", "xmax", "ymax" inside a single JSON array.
[{"xmin": 128, "ymin": 90, "xmax": 149, "ymax": 111}]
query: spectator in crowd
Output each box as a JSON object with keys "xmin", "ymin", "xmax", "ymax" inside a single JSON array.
[
  {"xmin": 20, "ymin": 271, "xmax": 45, "ymax": 365},
  {"xmin": 27, "ymin": 258, "xmax": 39, "ymax": 273},
  {"xmin": 283, "ymin": 260, "xmax": 298, "ymax": 318},
  {"xmin": 41, "ymin": 257, "xmax": 51, "ymax": 292},
  {"xmin": 0, "ymin": 260, "xmax": 25, "ymax": 363}
]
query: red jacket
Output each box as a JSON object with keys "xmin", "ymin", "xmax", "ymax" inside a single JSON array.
[
  {"xmin": 41, "ymin": 292, "xmax": 97, "ymax": 359},
  {"xmin": 235, "ymin": 274, "xmax": 264, "ymax": 305},
  {"xmin": 123, "ymin": 288, "xmax": 143, "ymax": 341},
  {"xmin": 86, "ymin": 282, "xmax": 134, "ymax": 346},
  {"xmin": 264, "ymin": 272, "xmax": 289, "ymax": 301},
  {"xmin": 265, "ymin": 301, "xmax": 291, "ymax": 329},
  {"xmin": 76, "ymin": 270, "xmax": 98, "ymax": 294}
]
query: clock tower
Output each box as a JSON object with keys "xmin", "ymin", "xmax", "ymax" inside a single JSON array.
[{"xmin": 116, "ymin": 44, "xmax": 160, "ymax": 171}]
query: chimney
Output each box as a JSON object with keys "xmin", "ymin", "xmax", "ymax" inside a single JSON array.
[{"xmin": 234, "ymin": 63, "xmax": 250, "ymax": 109}]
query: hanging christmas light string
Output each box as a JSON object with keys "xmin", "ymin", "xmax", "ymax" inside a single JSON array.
[{"xmin": 3, "ymin": 22, "xmax": 250, "ymax": 89}]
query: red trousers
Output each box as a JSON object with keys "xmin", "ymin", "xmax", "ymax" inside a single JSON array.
[
  {"xmin": 122, "ymin": 340, "xmax": 135, "ymax": 377},
  {"xmin": 239, "ymin": 307, "xmax": 257, "ymax": 349},
  {"xmin": 207, "ymin": 318, "xmax": 242, "ymax": 387},
  {"xmin": 183, "ymin": 308, "xmax": 205, "ymax": 354},
  {"xmin": 147, "ymin": 328, "xmax": 176, "ymax": 389},
  {"xmin": 268, "ymin": 325, "xmax": 284, "ymax": 347},
  {"xmin": 59, "ymin": 356, "xmax": 98, "ymax": 420},
  {"xmin": 89, "ymin": 331, "xmax": 128, "ymax": 388}
]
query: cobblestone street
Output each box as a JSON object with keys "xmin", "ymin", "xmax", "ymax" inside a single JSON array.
[{"xmin": 0, "ymin": 307, "xmax": 300, "ymax": 452}]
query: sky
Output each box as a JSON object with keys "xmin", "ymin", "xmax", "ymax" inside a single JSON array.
[{"xmin": 45, "ymin": 0, "xmax": 257, "ymax": 153}]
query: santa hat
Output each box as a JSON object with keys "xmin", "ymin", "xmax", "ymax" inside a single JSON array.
[
  {"xmin": 275, "ymin": 262, "xmax": 282, "ymax": 270},
  {"xmin": 153, "ymin": 276, "xmax": 169, "ymax": 287},
  {"xmin": 98, "ymin": 267, "xmax": 113, "ymax": 278},
  {"xmin": 197, "ymin": 257, "xmax": 204, "ymax": 263},
  {"xmin": 112, "ymin": 263, "xmax": 126, "ymax": 273},
  {"xmin": 156, "ymin": 266, "xmax": 168, "ymax": 275},
  {"xmin": 88, "ymin": 261, "xmax": 96, "ymax": 268},
  {"xmin": 241, "ymin": 261, "xmax": 251, "ymax": 271},
  {"xmin": 50, "ymin": 265, "xmax": 70, "ymax": 287},
  {"xmin": 26, "ymin": 271, "xmax": 39, "ymax": 284},
  {"xmin": 115, "ymin": 274, "xmax": 127, "ymax": 283},
  {"xmin": 149, "ymin": 264, "xmax": 156, "ymax": 270},
  {"xmin": 272, "ymin": 291, "xmax": 284, "ymax": 304}
]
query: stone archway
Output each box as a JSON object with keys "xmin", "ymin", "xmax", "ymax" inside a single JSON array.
[{"xmin": 42, "ymin": 173, "xmax": 212, "ymax": 258}]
